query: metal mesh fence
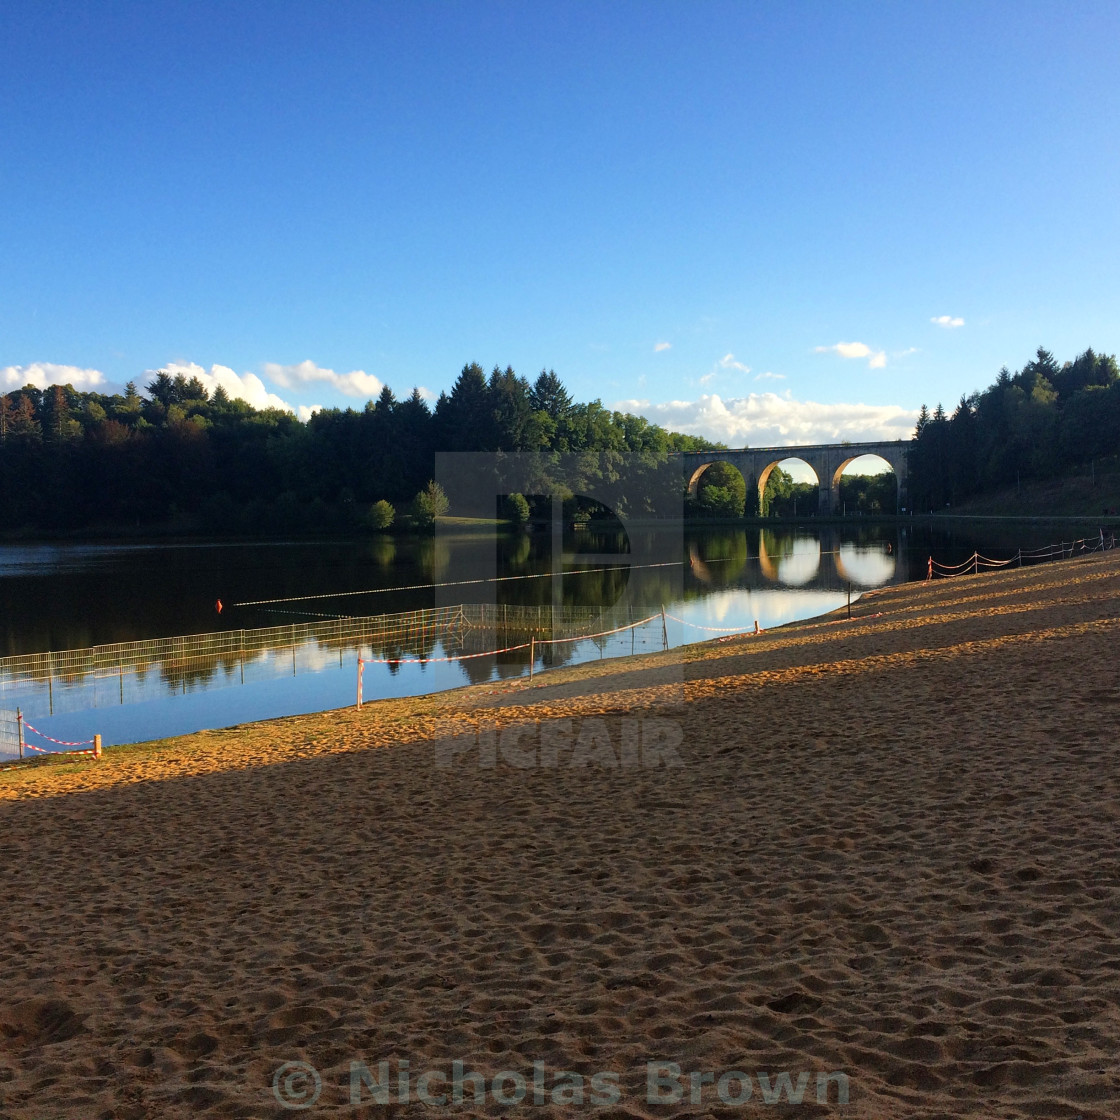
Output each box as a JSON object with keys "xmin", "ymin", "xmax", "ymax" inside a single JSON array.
[
  {"xmin": 0, "ymin": 601, "xmax": 614, "ymax": 719},
  {"xmin": 0, "ymin": 708, "xmax": 21, "ymax": 762}
]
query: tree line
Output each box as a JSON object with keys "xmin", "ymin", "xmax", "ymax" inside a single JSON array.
[
  {"xmin": 8, "ymin": 345, "xmax": 1108, "ymax": 533},
  {"xmin": 0, "ymin": 363, "xmax": 716, "ymax": 534},
  {"xmin": 908, "ymin": 346, "xmax": 1120, "ymax": 511}
]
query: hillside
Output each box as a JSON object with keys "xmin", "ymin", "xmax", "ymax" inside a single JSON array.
[{"xmin": 937, "ymin": 458, "xmax": 1120, "ymax": 518}]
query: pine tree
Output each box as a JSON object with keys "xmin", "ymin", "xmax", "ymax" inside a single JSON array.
[
  {"xmin": 146, "ymin": 371, "xmax": 176, "ymax": 406},
  {"xmin": 9, "ymin": 393, "xmax": 42, "ymax": 441},
  {"xmin": 45, "ymin": 384, "xmax": 73, "ymax": 443},
  {"xmin": 529, "ymin": 369, "xmax": 572, "ymax": 420}
]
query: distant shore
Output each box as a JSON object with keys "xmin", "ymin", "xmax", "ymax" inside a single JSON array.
[{"xmin": 4, "ymin": 506, "xmax": 1120, "ymax": 545}]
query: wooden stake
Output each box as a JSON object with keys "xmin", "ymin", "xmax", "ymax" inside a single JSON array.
[
  {"xmin": 93, "ymin": 734, "xmax": 102, "ymax": 760},
  {"xmin": 529, "ymin": 635, "xmax": 535, "ymax": 681}
]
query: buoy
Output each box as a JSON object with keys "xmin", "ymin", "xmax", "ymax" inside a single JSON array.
[{"xmin": 215, "ymin": 599, "xmax": 223, "ymax": 614}]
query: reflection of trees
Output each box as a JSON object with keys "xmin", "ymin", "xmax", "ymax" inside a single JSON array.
[
  {"xmin": 362, "ymin": 537, "xmax": 397, "ymax": 569},
  {"xmin": 19, "ymin": 525, "xmax": 921, "ymax": 711},
  {"xmin": 417, "ymin": 536, "xmax": 452, "ymax": 585},
  {"xmin": 688, "ymin": 530, "xmax": 749, "ymax": 584},
  {"xmin": 503, "ymin": 531, "xmax": 532, "ymax": 568},
  {"xmin": 459, "ymin": 644, "xmax": 540, "ymax": 685}
]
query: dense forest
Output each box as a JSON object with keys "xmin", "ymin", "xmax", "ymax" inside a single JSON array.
[
  {"xmin": 5, "ymin": 346, "xmax": 1114, "ymax": 534},
  {"xmin": 908, "ymin": 347, "xmax": 1120, "ymax": 511},
  {"xmin": 0, "ymin": 363, "xmax": 716, "ymax": 534}
]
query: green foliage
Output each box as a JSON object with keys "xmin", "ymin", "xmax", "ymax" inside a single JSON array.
[
  {"xmin": 368, "ymin": 499, "xmax": 395, "ymax": 530},
  {"xmin": 504, "ymin": 492, "xmax": 531, "ymax": 525},
  {"xmin": 761, "ymin": 467, "xmax": 816, "ymax": 517},
  {"xmin": 838, "ymin": 471, "xmax": 897, "ymax": 513},
  {"xmin": 412, "ymin": 480, "xmax": 450, "ymax": 528},
  {"xmin": 694, "ymin": 461, "xmax": 746, "ymax": 518},
  {"xmin": 0, "ymin": 363, "xmax": 721, "ymax": 534},
  {"xmin": 909, "ymin": 345, "xmax": 1120, "ymax": 510}
]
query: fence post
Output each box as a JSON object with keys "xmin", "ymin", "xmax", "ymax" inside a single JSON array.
[
  {"xmin": 660, "ymin": 606, "xmax": 668, "ymax": 651},
  {"xmin": 973, "ymin": 551, "xmax": 978, "ymax": 575},
  {"xmin": 356, "ymin": 658, "xmax": 364, "ymax": 709},
  {"xmin": 16, "ymin": 707, "xmax": 23, "ymax": 761},
  {"xmin": 93, "ymin": 734, "xmax": 102, "ymax": 760},
  {"xmin": 529, "ymin": 635, "xmax": 535, "ymax": 681}
]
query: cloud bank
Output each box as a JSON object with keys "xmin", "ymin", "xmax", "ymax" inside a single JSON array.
[
  {"xmin": 2, "ymin": 363, "xmax": 108, "ymax": 392},
  {"xmin": 157, "ymin": 362, "xmax": 295, "ymax": 412},
  {"xmin": 615, "ymin": 391, "xmax": 917, "ymax": 446},
  {"xmin": 262, "ymin": 360, "xmax": 383, "ymax": 398},
  {"xmin": 815, "ymin": 341, "xmax": 887, "ymax": 369}
]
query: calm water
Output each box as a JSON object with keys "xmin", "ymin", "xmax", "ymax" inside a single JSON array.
[{"xmin": 0, "ymin": 520, "xmax": 1102, "ymax": 751}]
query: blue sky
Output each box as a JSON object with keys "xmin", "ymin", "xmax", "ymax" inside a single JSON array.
[{"xmin": 3, "ymin": 1, "xmax": 1118, "ymax": 447}]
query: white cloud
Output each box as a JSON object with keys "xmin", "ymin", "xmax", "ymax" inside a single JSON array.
[
  {"xmin": 1, "ymin": 362, "xmax": 107, "ymax": 392},
  {"xmin": 297, "ymin": 404, "xmax": 324, "ymax": 422},
  {"xmin": 718, "ymin": 353, "xmax": 751, "ymax": 374},
  {"xmin": 262, "ymin": 360, "xmax": 383, "ymax": 399},
  {"xmin": 815, "ymin": 341, "xmax": 887, "ymax": 369},
  {"xmin": 654, "ymin": 341, "xmax": 672, "ymax": 353},
  {"xmin": 754, "ymin": 371, "xmax": 785, "ymax": 381},
  {"xmin": 158, "ymin": 362, "xmax": 295, "ymax": 412},
  {"xmin": 698, "ymin": 371, "xmax": 717, "ymax": 386},
  {"xmin": 931, "ymin": 315, "xmax": 964, "ymax": 328},
  {"xmin": 613, "ymin": 391, "xmax": 917, "ymax": 446}
]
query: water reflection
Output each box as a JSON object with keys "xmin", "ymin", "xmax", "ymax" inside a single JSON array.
[
  {"xmin": 836, "ymin": 542, "xmax": 896, "ymax": 586},
  {"xmin": 8, "ymin": 519, "xmax": 1084, "ymax": 750},
  {"xmin": 686, "ymin": 527, "xmax": 895, "ymax": 592}
]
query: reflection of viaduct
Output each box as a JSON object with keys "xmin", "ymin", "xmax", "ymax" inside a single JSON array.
[
  {"xmin": 683, "ymin": 440, "xmax": 910, "ymax": 515},
  {"xmin": 689, "ymin": 530, "xmax": 909, "ymax": 591}
]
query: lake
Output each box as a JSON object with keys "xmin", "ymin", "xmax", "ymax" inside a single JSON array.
[{"xmin": 0, "ymin": 519, "xmax": 1104, "ymax": 752}]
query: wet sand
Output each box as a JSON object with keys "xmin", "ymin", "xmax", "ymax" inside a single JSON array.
[{"xmin": 2, "ymin": 553, "xmax": 1119, "ymax": 1118}]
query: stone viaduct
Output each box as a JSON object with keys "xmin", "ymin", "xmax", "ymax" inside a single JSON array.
[{"xmin": 681, "ymin": 439, "xmax": 911, "ymax": 515}]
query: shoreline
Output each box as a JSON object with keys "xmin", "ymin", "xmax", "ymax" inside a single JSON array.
[
  {"xmin": 3, "ymin": 510, "xmax": 1119, "ymax": 548},
  {"xmin": 3, "ymin": 552, "xmax": 1119, "ymax": 1118},
  {"xmin": 1, "ymin": 550, "xmax": 1114, "ymax": 793}
]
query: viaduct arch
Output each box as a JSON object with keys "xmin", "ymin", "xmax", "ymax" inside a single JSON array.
[{"xmin": 682, "ymin": 440, "xmax": 910, "ymax": 516}]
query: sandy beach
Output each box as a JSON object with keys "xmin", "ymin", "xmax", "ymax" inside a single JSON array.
[{"xmin": 2, "ymin": 553, "xmax": 1119, "ymax": 1119}]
